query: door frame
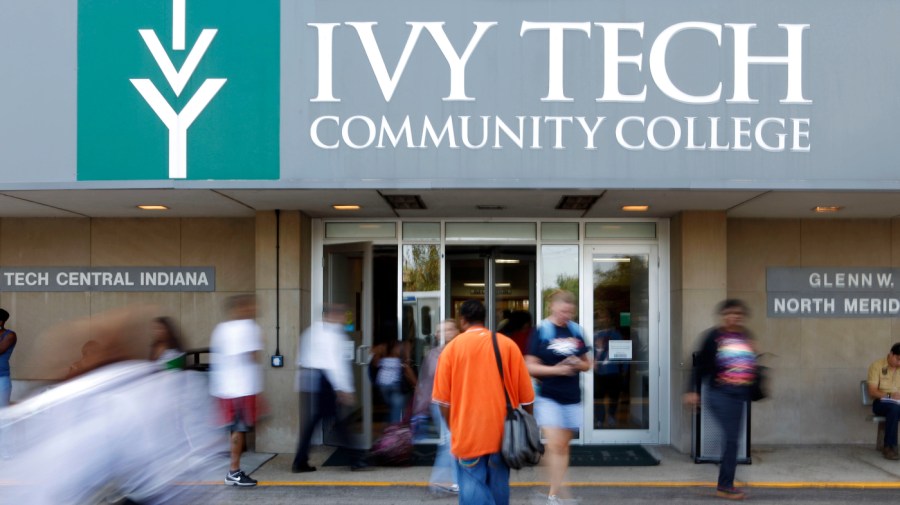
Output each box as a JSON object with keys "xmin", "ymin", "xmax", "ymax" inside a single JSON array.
[
  {"xmin": 322, "ymin": 241, "xmax": 374, "ymax": 449},
  {"xmin": 581, "ymin": 243, "xmax": 661, "ymax": 445},
  {"xmin": 312, "ymin": 218, "xmax": 671, "ymax": 446}
]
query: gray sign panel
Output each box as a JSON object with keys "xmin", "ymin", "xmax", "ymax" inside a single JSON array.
[
  {"xmin": 0, "ymin": 267, "xmax": 216, "ymax": 292},
  {"xmin": 767, "ymin": 267, "xmax": 900, "ymax": 317},
  {"xmin": 5, "ymin": 0, "xmax": 900, "ymax": 189}
]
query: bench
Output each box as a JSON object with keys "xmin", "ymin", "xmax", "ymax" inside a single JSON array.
[{"xmin": 860, "ymin": 380, "xmax": 890, "ymax": 450}]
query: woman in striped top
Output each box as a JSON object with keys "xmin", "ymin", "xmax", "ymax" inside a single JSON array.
[{"xmin": 684, "ymin": 299, "xmax": 758, "ymax": 501}]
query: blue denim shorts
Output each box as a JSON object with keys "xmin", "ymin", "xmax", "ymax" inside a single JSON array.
[{"xmin": 534, "ymin": 395, "xmax": 582, "ymax": 431}]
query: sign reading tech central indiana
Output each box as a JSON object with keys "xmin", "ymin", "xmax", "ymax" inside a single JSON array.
[{"xmin": 77, "ymin": 0, "xmax": 279, "ymax": 181}]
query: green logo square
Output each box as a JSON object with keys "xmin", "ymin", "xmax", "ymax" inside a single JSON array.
[{"xmin": 78, "ymin": 0, "xmax": 279, "ymax": 180}]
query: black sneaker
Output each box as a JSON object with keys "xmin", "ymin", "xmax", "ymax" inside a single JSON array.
[
  {"xmin": 225, "ymin": 470, "xmax": 258, "ymax": 487},
  {"xmin": 292, "ymin": 463, "xmax": 317, "ymax": 473}
]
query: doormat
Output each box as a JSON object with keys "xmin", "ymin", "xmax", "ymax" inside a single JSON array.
[{"xmin": 324, "ymin": 444, "xmax": 659, "ymax": 467}]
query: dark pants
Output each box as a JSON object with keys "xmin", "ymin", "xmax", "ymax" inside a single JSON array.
[
  {"xmin": 706, "ymin": 387, "xmax": 747, "ymax": 490},
  {"xmin": 293, "ymin": 372, "xmax": 358, "ymax": 467},
  {"xmin": 873, "ymin": 400, "xmax": 900, "ymax": 448},
  {"xmin": 595, "ymin": 373, "xmax": 622, "ymax": 425}
]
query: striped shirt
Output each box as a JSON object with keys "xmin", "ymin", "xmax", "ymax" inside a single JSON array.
[{"xmin": 714, "ymin": 332, "xmax": 757, "ymax": 387}]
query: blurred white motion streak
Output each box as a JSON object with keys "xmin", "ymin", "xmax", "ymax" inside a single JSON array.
[{"xmin": 0, "ymin": 361, "xmax": 221, "ymax": 504}]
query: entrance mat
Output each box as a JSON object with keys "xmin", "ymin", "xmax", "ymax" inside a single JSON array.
[
  {"xmin": 568, "ymin": 445, "xmax": 660, "ymax": 466},
  {"xmin": 324, "ymin": 444, "xmax": 659, "ymax": 467},
  {"xmin": 323, "ymin": 444, "xmax": 438, "ymax": 467}
]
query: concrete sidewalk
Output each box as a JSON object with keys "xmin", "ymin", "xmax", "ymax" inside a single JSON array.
[{"xmin": 248, "ymin": 445, "xmax": 900, "ymax": 488}]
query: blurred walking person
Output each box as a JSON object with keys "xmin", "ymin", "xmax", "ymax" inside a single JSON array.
[
  {"xmin": 210, "ymin": 294, "xmax": 264, "ymax": 487},
  {"xmin": 0, "ymin": 309, "xmax": 17, "ymax": 407},
  {"xmin": 684, "ymin": 299, "xmax": 758, "ymax": 501},
  {"xmin": 0, "ymin": 307, "xmax": 220, "ymax": 505},
  {"xmin": 413, "ymin": 319, "xmax": 460, "ymax": 493},
  {"xmin": 525, "ymin": 290, "xmax": 591, "ymax": 505},
  {"xmin": 293, "ymin": 303, "xmax": 365, "ymax": 472}
]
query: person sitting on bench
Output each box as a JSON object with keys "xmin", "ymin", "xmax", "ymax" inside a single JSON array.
[{"xmin": 868, "ymin": 342, "xmax": 900, "ymax": 460}]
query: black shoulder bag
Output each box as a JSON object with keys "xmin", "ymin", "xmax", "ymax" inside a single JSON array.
[{"xmin": 490, "ymin": 330, "xmax": 544, "ymax": 469}]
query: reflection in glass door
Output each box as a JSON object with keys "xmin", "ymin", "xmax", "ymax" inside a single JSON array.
[
  {"xmin": 445, "ymin": 246, "xmax": 536, "ymax": 333},
  {"xmin": 322, "ymin": 242, "xmax": 373, "ymax": 449},
  {"xmin": 586, "ymin": 246, "xmax": 658, "ymax": 444}
]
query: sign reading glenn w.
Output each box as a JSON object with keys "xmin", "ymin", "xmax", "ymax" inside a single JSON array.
[{"xmin": 77, "ymin": 0, "xmax": 279, "ymax": 180}]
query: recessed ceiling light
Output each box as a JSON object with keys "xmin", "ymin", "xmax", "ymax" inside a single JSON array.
[
  {"xmin": 137, "ymin": 205, "xmax": 168, "ymax": 210},
  {"xmin": 622, "ymin": 205, "xmax": 649, "ymax": 212},
  {"xmin": 495, "ymin": 259, "xmax": 520, "ymax": 264},
  {"xmin": 333, "ymin": 204, "xmax": 361, "ymax": 210},
  {"xmin": 813, "ymin": 206, "xmax": 842, "ymax": 213}
]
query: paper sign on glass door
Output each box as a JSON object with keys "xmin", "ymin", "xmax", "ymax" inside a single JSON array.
[{"xmin": 609, "ymin": 341, "xmax": 632, "ymax": 360}]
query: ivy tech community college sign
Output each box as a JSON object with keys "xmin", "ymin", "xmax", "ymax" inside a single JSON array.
[
  {"xmin": 307, "ymin": 21, "xmax": 810, "ymax": 153},
  {"xmin": 61, "ymin": 1, "xmax": 900, "ymax": 189}
]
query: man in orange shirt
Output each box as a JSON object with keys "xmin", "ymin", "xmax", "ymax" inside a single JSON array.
[{"xmin": 433, "ymin": 300, "xmax": 535, "ymax": 505}]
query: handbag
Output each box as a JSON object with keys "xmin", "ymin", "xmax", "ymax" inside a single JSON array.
[
  {"xmin": 751, "ymin": 364, "xmax": 769, "ymax": 402},
  {"xmin": 490, "ymin": 331, "xmax": 544, "ymax": 469}
]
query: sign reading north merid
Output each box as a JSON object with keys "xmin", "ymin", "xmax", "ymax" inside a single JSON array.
[{"xmin": 78, "ymin": 0, "xmax": 279, "ymax": 180}]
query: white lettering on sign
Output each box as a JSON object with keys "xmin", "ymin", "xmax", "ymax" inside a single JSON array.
[
  {"xmin": 311, "ymin": 114, "xmax": 810, "ymax": 152},
  {"xmin": 311, "ymin": 21, "xmax": 497, "ymax": 103},
  {"xmin": 310, "ymin": 21, "xmax": 810, "ymax": 105},
  {"xmin": 307, "ymin": 20, "xmax": 812, "ymax": 154},
  {"xmin": 141, "ymin": 271, "xmax": 209, "ymax": 287},
  {"xmin": 3, "ymin": 272, "xmax": 50, "ymax": 286},
  {"xmin": 808, "ymin": 272, "xmax": 894, "ymax": 288},
  {"xmin": 845, "ymin": 298, "xmax": 900, "ymax": 315},
  {"xmin": 773, "ymin": 297, "xmax": 836, "ymax": 314}
]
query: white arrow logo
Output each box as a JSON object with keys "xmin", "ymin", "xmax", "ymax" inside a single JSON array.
[{"xmin": 130, "ymin": 0, "xmax": 226, "ymax": 179}]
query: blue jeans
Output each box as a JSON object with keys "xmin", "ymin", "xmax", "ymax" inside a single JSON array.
[
  {"xmin": 379, "ymin": 384, "xmax": 406, "ymax": 424},
  {"xmin": 0, "ymin": 375, "xmax": 10, "ymax": 407},
  {"xmin": 457, "ymin": 452, "xmax": 509, "ymax": 505},
  {"xmin": 706, "ymin": 387, "xmax": 747, "ymax": 490},
  {"xmin": 429, "ymin": 403, "xmax": 458, "ymax": 486},
  {"xmin": 873, "ymin": 400, "xmax": 900, "ymax": 448}
]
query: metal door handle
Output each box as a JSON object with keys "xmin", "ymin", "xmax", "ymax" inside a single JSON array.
[{"xmin": 355, "ymin": 344, "xmax": 370, "ymax": 365}]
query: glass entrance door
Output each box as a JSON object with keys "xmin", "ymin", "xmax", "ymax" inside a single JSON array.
[
  {"xmin": 445, "ymin": 246, "xmax": 536, "ymax": 336},
  {"xmin": 584, "ymin": 245, "xmax": 659, "ymax": 444},
  {"xmin": 323, "ymin": 242, "xmax": 373, "ymax": 449}
]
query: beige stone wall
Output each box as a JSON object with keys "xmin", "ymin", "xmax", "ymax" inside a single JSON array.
[
  {"xmin": 728, "ymin": 218, "xmax": 900, "ymax": 444},
  {"xmin": 670, "ymin": 211, "xmax": 728, "ymax": 452},
  {"xmin": 254, "ymin": 210, "xmax": 311, "ymax": 453},
  {"xmin": 1, "ymin": 217, "xmax": 255, "ymax": 380}
]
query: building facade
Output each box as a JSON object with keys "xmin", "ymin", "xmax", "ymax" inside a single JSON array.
[{"xmin": 2, "ymin": 0, "xmax": 900, "ymax": 453}]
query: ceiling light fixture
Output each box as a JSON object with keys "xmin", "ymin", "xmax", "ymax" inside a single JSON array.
[
  {"xmin": 495, "ymin": 259, "xmax": 520, "ymax": 264},
  {"xmin": 813, "ymin": 206, "xmax": 842, "ymax": 213},
  {"xmin": 333, "ymin": 204, "xmax": 361, "ymax": 210},
  {"xmin": 622, "ymin": 205, "xmax": 650, "ymax": 212},
  {"xmin": 137, "ymin": 205, "xmax": 168, "ymax": 210}
]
